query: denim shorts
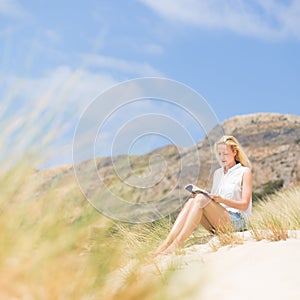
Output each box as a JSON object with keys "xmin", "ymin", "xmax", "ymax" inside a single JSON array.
[{"xmin": 228, "ymin": 211, "xmax": 247, "ymax": 232}]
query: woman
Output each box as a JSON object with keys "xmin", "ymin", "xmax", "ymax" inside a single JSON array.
[{"xmin": 151, "ymin": 135, "xmax": 252, "ymax": 255}]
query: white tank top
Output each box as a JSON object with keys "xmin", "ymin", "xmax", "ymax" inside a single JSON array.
[{"xmin": 211, "ymin": 163, "xmax": 252, "ymax": 219}]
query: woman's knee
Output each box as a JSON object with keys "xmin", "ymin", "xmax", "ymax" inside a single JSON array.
[
  {"xmin": 194, "ymin": 194, "xmax": 211, "ymax": 208},
  {"xmin": 181, "ymin": 198, "xmax": 195, "ymax": 212},
  {"xmin": 186, "ymin": 197, "xmax": 199, "ymax": 207}
]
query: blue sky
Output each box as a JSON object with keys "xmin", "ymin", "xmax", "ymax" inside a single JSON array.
[{"xmin": 1, "ymin": 0, "xmax": 300, "ymax": 167}]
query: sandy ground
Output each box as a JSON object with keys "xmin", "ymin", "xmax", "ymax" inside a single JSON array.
[{"xmin": 112, "ymin": 231, "xmax": 300, "ymax": 300}]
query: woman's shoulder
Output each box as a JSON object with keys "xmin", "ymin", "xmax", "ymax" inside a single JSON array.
[
  {"xmin": 241, "ymin": 165, "xmax": 252, "ymax": 177},
  {"xmin": 241, "ymin": 165, "xmax": 251, "ymax": 172},
  {"xmin": 232, "ymin": 164, "xmax": 252, "ymax": 176}
]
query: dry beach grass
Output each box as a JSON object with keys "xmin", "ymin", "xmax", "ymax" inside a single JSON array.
[
  {"xmin": 1, "ymin": 96, "xmax": 300, "ymax": 299},
  {"xmin": 0, "ymin": 160, "xmax": 300, "ymax": 299}
]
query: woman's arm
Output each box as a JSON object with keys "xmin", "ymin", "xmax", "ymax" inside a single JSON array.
[{"xmin": 210, "ymin": 168, "xmax": 252, "ymax": 211}]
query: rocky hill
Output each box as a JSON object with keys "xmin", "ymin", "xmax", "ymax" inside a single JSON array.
[
  {"xmin": 224, "ymin": 113, "xmax": 300, "ymax": 188},
  {"xmin": 23, "ymin": 113, "xmax": 300, "ymax": 221},
  {"xmin": 204, "ymin": 112, "xmax": 300, "ymax": 189}
]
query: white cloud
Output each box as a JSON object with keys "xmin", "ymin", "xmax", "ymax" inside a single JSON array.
[
  {"xmin": 142, "ymin": 43, "xmax": 164, "ymax": 55},
  {"xmin": 139, "ymin": 0, "xmax": 300, "ymax": 39},
  {"xmin": 0, "ymin": 66, "xmax": 118, "ymax": 168},
  {"xmin": 0, "ymin": 0, "xmax": 28, "ymax": 18},
  {"xmin": 1, "ymin": 45, "xmax": 165, "ymax": 167},
  {"xmin": 81, "ymin": 54, "xmax": 164, "ymax": 77},
  {"xmin": 3, "ymin": 66, "xmax": 116, "ymax": 109},
  {"xmin": 1, "ymin": 65, "xmax": 218, "ymax": 168},
  {"xmin": 0, "ymin": 25, "xmax": 15, "ymax": 36},
  {"xmin": 43, "ymin": 29, "xmax": 61, "ymax": 45}
]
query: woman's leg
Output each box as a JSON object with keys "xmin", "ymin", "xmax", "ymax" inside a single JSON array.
[
  {"xmin": 202, "ymin": 201, "xmax": 232, "ymax": 232},
  {"xmin": 162, "ymin": 194, "xmax": 211, "ymax": 242},
  {"xmin": 200, "ymin": 214, "xmax": 215, "ymax": 233},
  {"xmin": 162, "ymin": 200, "xmax": 232, "ymax": 254},
  {"xmin": 150, "ymin": 197, "xmax": 195, "ymax": 254},
  {"xmin": 162, "ymin": 198, "xmax": 205, "ymax": 254}
]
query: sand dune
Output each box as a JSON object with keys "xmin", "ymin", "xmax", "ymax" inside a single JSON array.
[
  {"xmin": 153, "ymin": 231, "xmax": 300, "ymax": 300},
  {"xmin": 111, "ymin": 231, "xmax": 300, "ymax": 300}
]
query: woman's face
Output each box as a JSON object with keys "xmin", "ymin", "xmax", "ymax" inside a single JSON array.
[{"xmin": 217, "ymin": 143, "xmax": 237, "ymax": 168}]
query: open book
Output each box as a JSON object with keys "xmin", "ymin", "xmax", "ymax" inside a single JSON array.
[{"xmin": 184, "ymin": 184, "xmax": 212, "ymax": 199}]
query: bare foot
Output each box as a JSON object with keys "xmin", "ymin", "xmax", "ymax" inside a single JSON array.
[
  {"xmin": 161, "ymin": 242, "xmax": 180, "ymax": 255},
  {"xmin": 149, "ymin": 242, "xmax": 169, "ymax": 257}
]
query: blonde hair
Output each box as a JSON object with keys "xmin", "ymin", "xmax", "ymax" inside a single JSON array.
[{"xmin": 215, "ymin": 135, "xmax": 252, "ymax": 168}]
